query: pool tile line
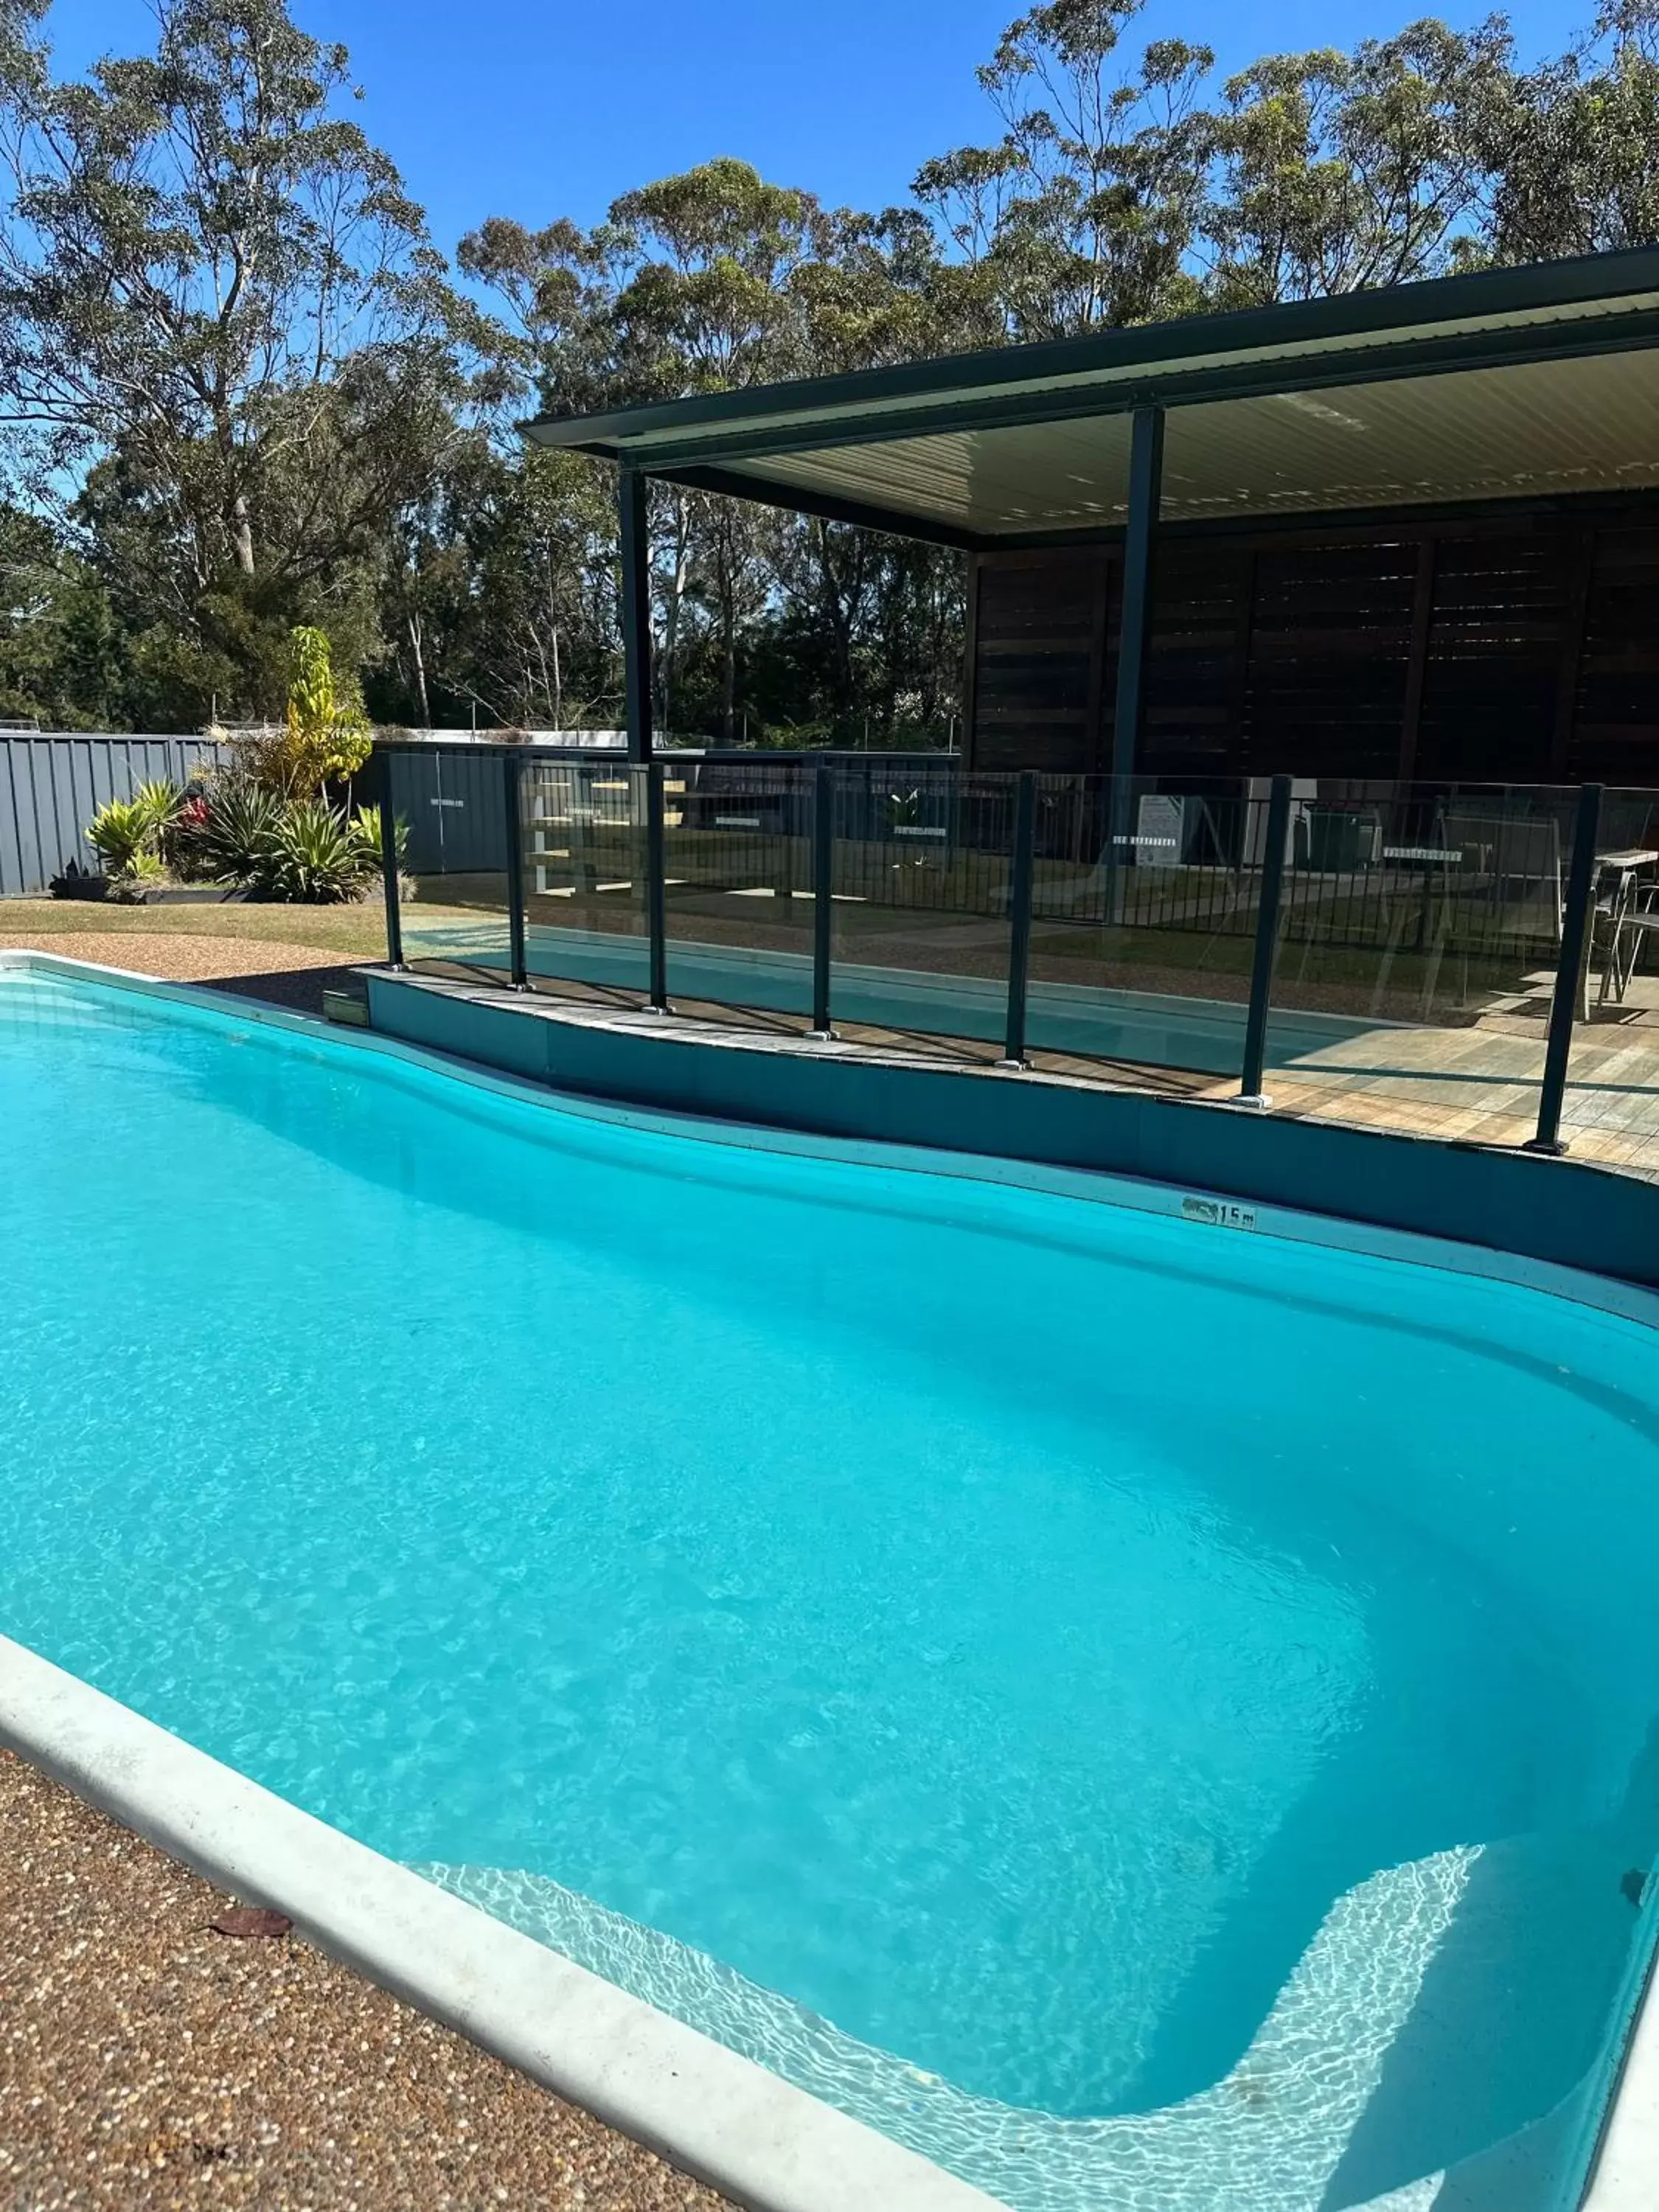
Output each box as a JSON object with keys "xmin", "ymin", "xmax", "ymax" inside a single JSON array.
[
  {"xmin": 6, "ymin": 947, "xmax": 1659, "ymax": 1338},
  {"xmin": 0, "ymin": 1632, "xmax": 1004, "ymax": 2212}
]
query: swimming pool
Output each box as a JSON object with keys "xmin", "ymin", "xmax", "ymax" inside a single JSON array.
[{"xmin": 2, "ymin": 956, "xmax": 1657, "ymax": 2211}]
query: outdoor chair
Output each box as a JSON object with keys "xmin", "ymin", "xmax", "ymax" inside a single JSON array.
[
  {"xmin": 1438, "ymin": 810, "xmax": 1565, "ymax": 938},
  {"xmin": 1597, "ymin": 871, "xmax": 1659, "ymax": 1009}
]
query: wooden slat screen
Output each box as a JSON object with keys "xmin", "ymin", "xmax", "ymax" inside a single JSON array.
[
  {"xmin": 1240, "ymin": 540, "xmax": 1418, "ymax": 778},
  {"xmin": 1140, "ymin": 543, "xmax": 1253, "ymax": 778},
  {"xmin": 970, "ymin": 548, "xmax": 1110, "ymax": 774},
  {"xmin": 1573, "ymin": 526, "xmax": 1659, "ymax": 785},
  {"xmin": 970, "ymin": 501, "xmax": 1659, "ymax": 787},
  {"xmin": 1414, "ymin": 532, "xmax": 1570, "ymax": 782}
]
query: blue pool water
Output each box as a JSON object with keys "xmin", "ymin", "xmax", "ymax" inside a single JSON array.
[{"xmin": 3, "ymin": 963, "xmax": 1658, "ymax": 2211}]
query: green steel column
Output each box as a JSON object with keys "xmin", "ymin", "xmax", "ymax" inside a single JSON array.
[
  {"xmin": 619, "ymin": 465, "xmax": 653, "ymax": 764},
  {"xmin": 1111, "ymin": 406, "xmax": 1164, "ymax": 786}
]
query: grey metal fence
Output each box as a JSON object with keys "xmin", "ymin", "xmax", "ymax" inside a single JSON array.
[{"xmin": 0, "ymin": 733, "xmax": 232, "ymax": 896}]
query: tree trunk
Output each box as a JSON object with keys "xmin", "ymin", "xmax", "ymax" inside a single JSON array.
[
  {"xmin": 660, "ymin": 492, "xmax": 690, "ymax": 734},
  {"xmin": 407, "ymin": 610, "xmax": 431, "ymax": 728},
  {"xmin": 719, "ymin": 521, "xmax": 737, "ymax": 743},
  {"xmin": 815, "ymin": 522, "xmax": 858, "ymax": 730},
  {"xmin": 229, "ymin": 491, "xmax": 255, "ymax": 577}
]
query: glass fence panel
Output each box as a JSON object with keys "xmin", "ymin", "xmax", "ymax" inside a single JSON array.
[
  {"xmin": 828, "ymin": 762, "xmax": 1012, "ymax": 1054},
  {"xmin": 1263, "ymin": 780, "xmax": 1575, "ymax": 1143},
  {"xmin": 1021, "ymin": 775, "xmax": 1259, "ymax": 1082},
  {"xmin": 387, "ymin": 746, "xmax": 510, "ymax": 975},
  {"xmin": 1561, "ymin": 785, "xmax": 1659, "ymax": 1171},
  {"xmin": 661, "ymin": 759, "xmax": 814, "ymax": 1022},
  {"xmin": 520, "ymin": 756, "xmax": 649, "ymax": 999}
]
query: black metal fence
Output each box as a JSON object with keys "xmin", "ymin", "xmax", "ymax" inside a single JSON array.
[{"xmin": 380, "ymin": 742, "xmax": 1650, "ymax": 1155}]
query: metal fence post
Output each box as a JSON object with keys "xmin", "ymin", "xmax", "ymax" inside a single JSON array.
[
  {"xmin": 1001, "ymin": 772, "xmax": 1037, "ymax": 1068},
  {"xmin": 646, "ymin": 760, "xmax": 669, "ymax": 1012},
  {"xmin": 501, "ymin": 749, "xmax": 529, "ymax": 990},
  {"xmin": 378, "ymin": 747, "xmax": 405, "ymax": 970},
  {"xmin": 810, "ymin": 763, "xmax": 835, "ymax": 1039},
  {"xmin": 1527, "ymin": 782, "xmax": 1602, "ymax": 1155},
  {"xmin": 1238, "ymin": 774, "xmax": 1293, "ymax": 1107}
]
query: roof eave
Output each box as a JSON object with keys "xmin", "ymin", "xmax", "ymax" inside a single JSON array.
[{"xmin": 521, "ymin": 243, "xmax": 1659, "ymax": 465}]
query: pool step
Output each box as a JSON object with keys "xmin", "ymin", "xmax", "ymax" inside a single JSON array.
[{"xmin": 412, "ymin": 1847, "xmax": 1482, "ymax": 2212}]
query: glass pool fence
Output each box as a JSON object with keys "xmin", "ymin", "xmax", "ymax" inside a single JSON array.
[{"xmin": 380, "ymin": 744, "xmax": 1659, "ymax": 1170}]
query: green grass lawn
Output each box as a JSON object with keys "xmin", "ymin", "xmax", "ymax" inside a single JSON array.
[{"xmin": 0, "ymin": 897, "xmax": 399, "ymax": 958}]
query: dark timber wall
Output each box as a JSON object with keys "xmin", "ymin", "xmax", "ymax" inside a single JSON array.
[{"xmin": 966, "ymin": 501, "xmax": 1659, "ymax": 786}]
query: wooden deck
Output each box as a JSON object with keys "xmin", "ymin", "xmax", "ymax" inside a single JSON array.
[
  {"xmin": 399, "ymin": 950, "xmax": 1659, "ymax": 1184},
  {"xmin": 1029, "ymin": 978, "xmax": 1659, "ymax": 1178}
]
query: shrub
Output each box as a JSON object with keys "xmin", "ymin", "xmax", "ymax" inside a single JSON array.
[
  {"xmin": 348, "ymin": 804, "xmax": 405, "ymax": 874},
  {"xmin": 164, "ymin": 791, "xmax": 215, "ymax": 880},
  {"xmin": 84, "ymin": 778, "xmax": 187, "ymax": 890},
  {"xmin": 206, "ymin": 628, "xmax": 373, "ymax": 800},
  {"xmin": 195, "ymin": 778, "xmax": 285, "ymax": 885},
  {"xmin": 131, "ymin": 778, "xmax": 184, "ymax": 838},
  {"xmin": 86, "ymin": 796, "xmax": 156, "ymax": 876},
  {"xmin": 246, "ymin": 798, "xmax": 378, "ymax": 903},
  {"xmin": 103, "ymin": 773, "xmax": 387, "ymax": 905},
  {"xmin": 105, "ymin": 849, "xmax": 169, "ymax": 904}
]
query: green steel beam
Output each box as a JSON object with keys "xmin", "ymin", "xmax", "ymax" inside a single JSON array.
[{"xmin": 589, "ymin": 310, "xmax": 1659, "ymax": 479}]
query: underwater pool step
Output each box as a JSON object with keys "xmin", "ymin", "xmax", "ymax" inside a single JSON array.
[{"xmin": 418, "ymin": 1850, "xmax": 1495, "ymax": 2212}]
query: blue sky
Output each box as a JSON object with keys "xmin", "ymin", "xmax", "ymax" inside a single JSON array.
[{"xmin": 55, "ymin": 0, "xmax": 1588, "ymax": 256}]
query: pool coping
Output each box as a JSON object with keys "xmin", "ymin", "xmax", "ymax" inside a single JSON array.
[
  {"xmin": 4, "ymin": 944, "xmax": 1659, "ymax": 2212},
  {"xmin": 7, "ymin": 944, "xmax": 1659, "ymax": 1329},
  {"xmin": 0, "ymin": 1634, "xmax": 1002, "ymax": 2212}
]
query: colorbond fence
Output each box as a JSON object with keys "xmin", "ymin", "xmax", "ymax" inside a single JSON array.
[{"xmin": 0, "ymin": 733, "xmax": 232, "ymax": 896}]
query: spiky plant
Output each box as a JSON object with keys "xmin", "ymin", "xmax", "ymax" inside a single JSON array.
[
  {"xmin": 131, "ymin": 778, "xmax": 184, "ymax": 838},
  {"xmin": 86, "ymin": 796, "xmax": 155, "ymax": 876},
  {"xmin": 197, "ymin": 779, "xmax": 285, "ymax": 884},
  {"xmin": 250, "ymin": 799, "xmax": 377, "ymax": 902}
]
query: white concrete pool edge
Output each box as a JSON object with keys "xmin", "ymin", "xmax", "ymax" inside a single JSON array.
[
  {"xmin": 1585, "ymin": 1921, "xmax": 1659, "ymax": 2211},
  {"xmin": 0, "ymin": 1632, "xmax": 1004, "ymax": 2212}
]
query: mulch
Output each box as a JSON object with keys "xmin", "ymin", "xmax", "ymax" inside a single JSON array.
[
  {"xmin": 0, "ymin": 933, "xmax": 372, "ymax": 1017},
  {"xmin": 0, "ymin": 1745, "xmax": 731, "ymax": 2210}
]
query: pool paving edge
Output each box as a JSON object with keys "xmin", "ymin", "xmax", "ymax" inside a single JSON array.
[{"xmin": 0, "ymin": 1631, "xmax": 1004, "ymax": 2212}]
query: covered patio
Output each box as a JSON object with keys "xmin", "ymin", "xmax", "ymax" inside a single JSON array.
[
  {"xmin": 528, "ymin": 243, "xmax": 1659, "ymax": 787},
  {"xmin": 380, "ymin": 256, "xmax": 1659, "ymax": 1180}
]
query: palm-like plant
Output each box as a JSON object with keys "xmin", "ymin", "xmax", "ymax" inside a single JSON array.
[
  {"xmin": 348, "ymin": 804, "xmax": 405, "ymax": 873},
  {"xmin": 85, "ymin": 778, "xmax": 187, "ymax": 888},
  {"xmin": 86, "ymin": 796, "xmax": 155, "ymax": 875},
  {"xmin": 250, "ymin": 799, "xmax": 377, "ymax": 902},
  {"xmin": 132, "ymin": 778, "xmax": 184, "ymax": 839},
  {"xmin": 196, "ymin": 779, "xmax": 285, "ymax": 884}
]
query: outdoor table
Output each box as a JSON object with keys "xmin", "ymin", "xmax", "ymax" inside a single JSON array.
[
  {"xmin": 1382, "ymin": 844, "xmax": 1462, "ymax": 951},
  {"xmin": 1596, "ymin": 849, "xmax": 1659, "ymax": 1004}
]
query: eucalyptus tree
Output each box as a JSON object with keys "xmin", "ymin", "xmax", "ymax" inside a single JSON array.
[
  {"xmin": 0, "ymin": 0, "xmax": 483, "ymax": 716},
  {"xmin": 914, "ymin": 0, "xmax": 1217, "ymax": 338},
  {"xmin": 1483, "ymin": 1, "xmax": 1659, "ymax": 262},
  {"xmin": 1203, "ymin": 22, "xmax": 1515, "ymax": 304}
]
